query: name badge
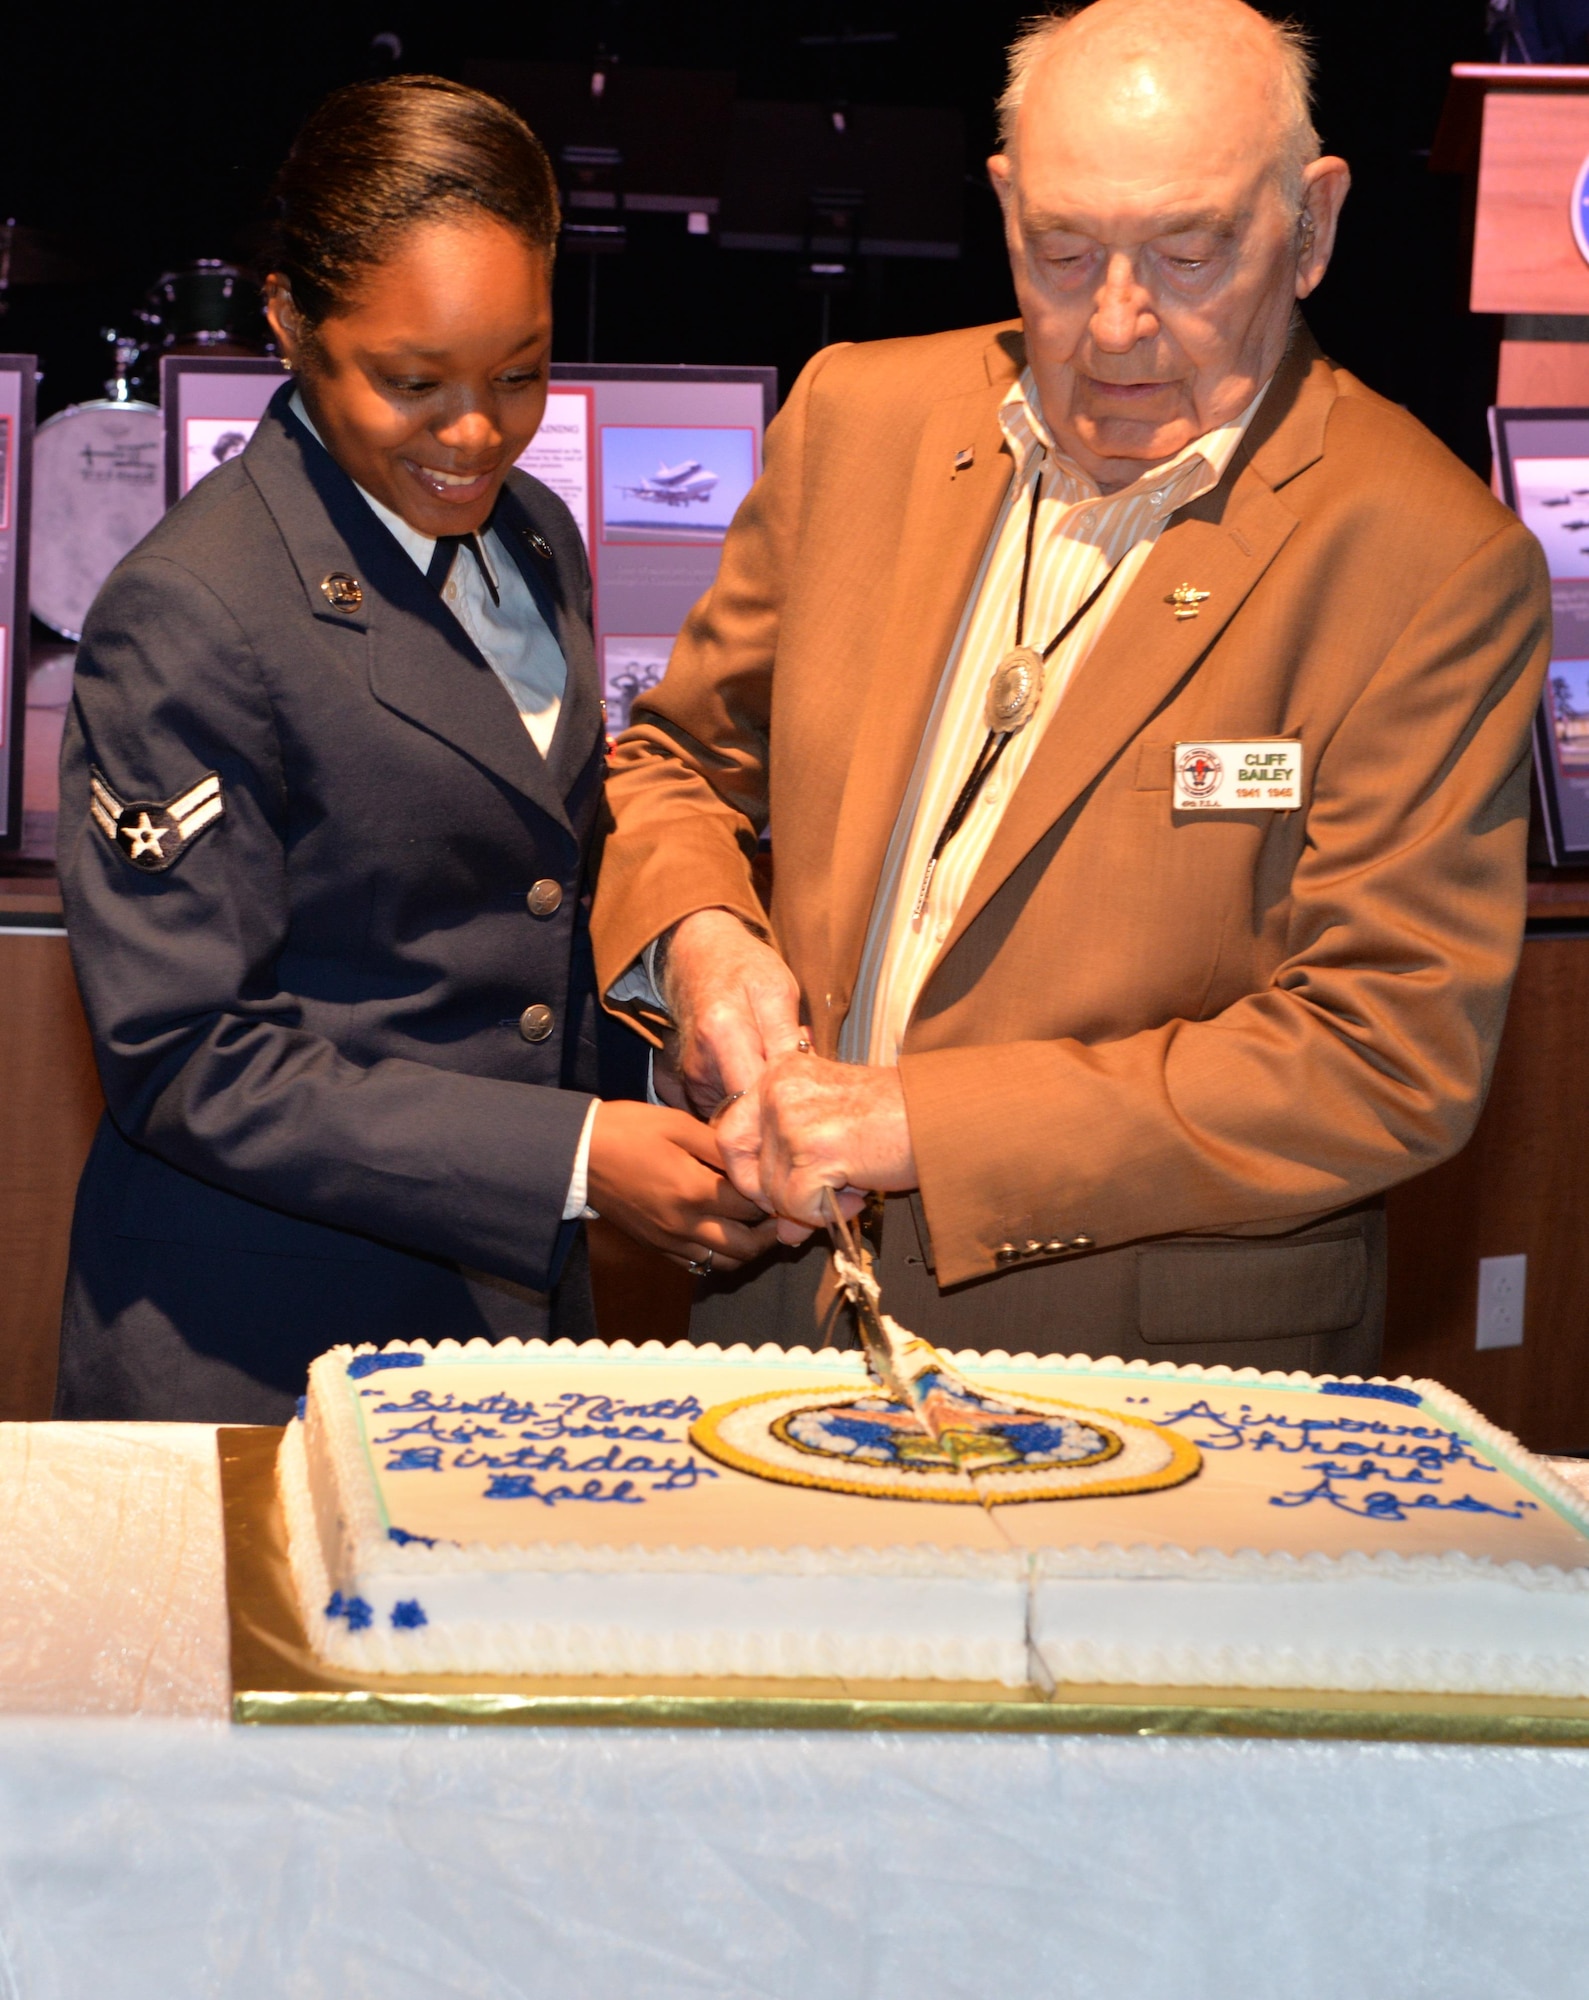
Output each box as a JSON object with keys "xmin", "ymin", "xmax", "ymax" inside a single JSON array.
[{"xmin": 1173, "ymin": 739, "xmax": 1303, "ymax": 812}]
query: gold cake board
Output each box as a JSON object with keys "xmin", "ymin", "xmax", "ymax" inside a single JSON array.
[{"xmin": 222, "ymin": 1427, "xmax": 1589, "ymax": 1744}]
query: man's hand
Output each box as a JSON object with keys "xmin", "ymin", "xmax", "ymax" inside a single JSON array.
[
  {"xmin": 716, "ymin": 1052, "xmax": 917, "ymax": 1244},
  {"xmin": 587, "ymin": 1100, "xmax": 780, "ymax": 1271},
  {"xmin": 658, "ymin": 908, "xmax": 804, "ymax": 1120}
]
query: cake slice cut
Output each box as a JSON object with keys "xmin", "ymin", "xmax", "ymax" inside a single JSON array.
[{"xmin": 280, "ymin": 1337, "xmax": 1589, "ymax": 1694}]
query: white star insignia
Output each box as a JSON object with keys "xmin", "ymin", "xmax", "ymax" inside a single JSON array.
[{"xmin": 123, "ymin": 812, "xmax": 168, "ymax": 861}]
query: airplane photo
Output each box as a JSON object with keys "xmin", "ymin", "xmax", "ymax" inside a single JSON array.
[
  {"xmin": 601, "ymin": 423, "xmax": 757, "ymax": 544},
  {"xmin": 617, "ymin": 460, "xmax": 720, "ymax": 507}
]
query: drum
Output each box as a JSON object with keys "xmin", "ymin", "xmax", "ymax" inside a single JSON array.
[
  {"xmin": 122, "ymin": 262, "xmax": 267, "ymax": 401},
  {"xmin": 30, "ymin": 400, "xmax": 164, "ymax": 641},
  {"xmin": 140, "ymin": 260, "xmax": 264, "ymax": 354}
]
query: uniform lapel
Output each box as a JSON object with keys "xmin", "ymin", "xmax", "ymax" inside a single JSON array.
[
  {"xmin": 934, "ymin": 335, "xmax": 1335, "ymax": 965},
  {"xmin": 243, "ymin": 392, "xmax": 576, "ymax": 834},
  {"xmin": 827, "ymin": 351, "xmax": 1019, "ymax": 1000}
]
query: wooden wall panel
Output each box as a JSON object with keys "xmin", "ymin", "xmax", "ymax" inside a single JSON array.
[
  {"xmin": 1473, "ymin": 92, "xmax": 1589, "ymax": 315},
  {"xmin": 1497, "ymin": 338, "xmax": 1589, "ymax": 404},
  {"xmin": 4, "ymin": 891, "xmax": 1588, "ymax": 1446},
  {"xmin": 1384, "ymin": 932, "xmax": 1589, "ymax": 1453},
  {"xmin": 0, "ymin": 931, "xmax": 102, "ymax": 1418}
]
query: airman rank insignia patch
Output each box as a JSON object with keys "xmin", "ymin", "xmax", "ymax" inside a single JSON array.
[{"xmin": 88, "ymin": 767, "xmax": 225, "ymax": 872}]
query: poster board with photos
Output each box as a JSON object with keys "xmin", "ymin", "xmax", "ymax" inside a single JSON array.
[
  {"xmin": 0, "ymin": 356, "xmax": 35, "ymax": 848},
  {"xmin": 1495, "ymin": 406, "xmax": 1589, "ymax": 863},
  {"xmin": 158, "ymin": 357, "xmax": 776, "ymax": 744},
  {"xmin": 518, "ymin": 365, "xmax": 776, "ymax": 734},
  {"xmin": 161, "ymin": 355, "xmax": 286, "ymax": 507}
]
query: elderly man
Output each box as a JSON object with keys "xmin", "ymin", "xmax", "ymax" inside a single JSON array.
[{"xmin": 592, "ymin": 0, "xmax": 1550, "ymax": 1370}]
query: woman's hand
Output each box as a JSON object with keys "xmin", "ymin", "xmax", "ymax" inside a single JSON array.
[{"xmin": 586, "ymin": 1100, "xmax": 780, "ymax": 1272}]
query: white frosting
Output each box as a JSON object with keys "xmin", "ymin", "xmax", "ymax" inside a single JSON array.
[{"xmin": 278, "ymin": 1337, "xmax": 1589, "ymax": 1693}]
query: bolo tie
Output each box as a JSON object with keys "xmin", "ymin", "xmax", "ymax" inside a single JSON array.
[
  {"xmin": 910, "ymin": 464, "xmax": 1128, "ymax": 924},
  {"xmin": 425, "ymin": 530, "xmax": 501, "ymax": 606}
]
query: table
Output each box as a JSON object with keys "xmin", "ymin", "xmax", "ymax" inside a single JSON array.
[{"xmin": 3, "ymin": 1422, "xmax": 1589, "ymax": 1998}]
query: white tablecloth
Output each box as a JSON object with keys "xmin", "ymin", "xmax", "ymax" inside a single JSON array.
[{"xmin": 1, "ymin": 1422, "xmax": 1588, "ymax": 1998}]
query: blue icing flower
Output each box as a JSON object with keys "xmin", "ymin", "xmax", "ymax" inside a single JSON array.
[
  {"xmin": 324, "ymin": 1592, "xmax": 345, "ymax": 1620},
  {"xmin": 391, "ymin": 1600, "xmax": 428, "ymax": 1630},
  {"xmin": 347, "ymin": 1352, "xmax": 426, "ymax": 1380},
  {"xmin": 1319, "ymin": 1381, "xmax": 1422, "ymax": 1409},
  {"xmin": 324, "ymin": 1592, "xmax": 374, "ymax": 1631}
]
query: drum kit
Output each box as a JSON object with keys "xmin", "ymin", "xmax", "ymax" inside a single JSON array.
[{"xmin": 6, "ymin": 233, "xmax": 269, "ymax": 641}]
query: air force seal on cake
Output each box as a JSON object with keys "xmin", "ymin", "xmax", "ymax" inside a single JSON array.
[
  {"xmin": 692, "ymin": 1365, "xmax": 1201, "ymax": 1505},
  {"xmin": 88, "ymin": 766, "xmax": 225, "ymax": 873}
]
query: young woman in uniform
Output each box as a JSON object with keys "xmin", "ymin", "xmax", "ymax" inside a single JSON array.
[{"xmin": 55, "ymin": 76, "xmax": 773, "ymax": 1420}]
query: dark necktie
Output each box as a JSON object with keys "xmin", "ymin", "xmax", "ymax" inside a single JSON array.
[{"xmin": 425, "ymin": 531, "xmax": 501, "ymax": 607}]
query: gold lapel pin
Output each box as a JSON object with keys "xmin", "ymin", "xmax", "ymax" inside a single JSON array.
[
  {"xmin": 1166, "ymin": 583, "xmax": 1211, "ymax": 621},
  {"xmin": 319, "ymin": 572, "xmax": 363, "ymax": 613}
]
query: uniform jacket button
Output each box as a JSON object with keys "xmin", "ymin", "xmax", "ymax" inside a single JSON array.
[
  {"xmin": 526, "ymin": 879, "xmax": 563, "ymax": 918},
  {"xmin": 1023, "ymin": 1239, "xmax": 1043, "ymax": 1257},
  {"xmin": 994, "ymin": 1243, "xmax": 1019, "ymax": 1266},
  {"xmin": 518, "ymin": 1003, "xmax": 556, "ymax": 1043},
  {"xmin": 1069, "ymin": 1235, "xmax": 1094, "ymax": 1251},
  {"xmin": 1043, "ymin": 1239, "xmax": 1067, "ymax": 1254}
]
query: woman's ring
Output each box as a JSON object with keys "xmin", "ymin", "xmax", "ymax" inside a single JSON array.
[
  {"xmin": 795, "ymin": 1037, "xmax": 813, "ymax": 1054},
  {"xmin": 687, "ymin": 1248, "xmax": 716, "ymax": 1277}
]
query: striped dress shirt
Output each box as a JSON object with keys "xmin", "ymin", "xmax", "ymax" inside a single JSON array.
[{"xmin": 840, "ymin": 369, "xmax": 1265, "ymax": 1068}]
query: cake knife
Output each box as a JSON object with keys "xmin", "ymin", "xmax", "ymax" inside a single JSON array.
[{"xmin": 818, "ymin": 1187, "xmax": 988, "ymax": 1489}]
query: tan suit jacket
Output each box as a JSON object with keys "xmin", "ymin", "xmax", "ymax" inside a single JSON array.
[{"xmin": 593, "ymin": 321, "xmax": 1551, "ymax": 1368}]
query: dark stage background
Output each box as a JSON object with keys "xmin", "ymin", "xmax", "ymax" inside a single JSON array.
[{"xmin": 0, "ymin": 2, "xmax": 1496, "ymax": 468}]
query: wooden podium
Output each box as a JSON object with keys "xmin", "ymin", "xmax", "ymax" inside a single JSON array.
[{"xmin": 1435, "ymin": 62, "xmax": 1589, "ymax": 401}]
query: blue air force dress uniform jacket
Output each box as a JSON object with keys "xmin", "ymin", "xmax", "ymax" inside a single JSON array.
[{"xmin": 56, "ymin": 385, "xmax": 643, "ymax": 1422}]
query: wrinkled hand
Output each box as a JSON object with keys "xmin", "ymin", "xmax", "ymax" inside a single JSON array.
[
  {"xmin": 716, "ymin": 1052, "xmax": 917, "ymax": 1245},
  {"xmin": 659, "ymin": 908, "xmax": 804, "ymax": 1120},
  {"xmin": 587, "ymin": 1100, "xmax": 780, "ymax": 1271}
]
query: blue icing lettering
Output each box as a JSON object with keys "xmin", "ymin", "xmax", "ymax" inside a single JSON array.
[
  {"xmin": 483, "ymin": 1473, "xmax": 646, "ymax": 1505},
  {"xmin": 348, "ymin": 1352, "xmax": 425, "ymax": 1380},
  {"xmin": 1153, "ymin": 1396, "xmax": 1533, "ymax": 1525},
  {"xmin": 366, "ymin": 1381, "xmax": 718, "ymax": 1506},
  {"xmin": 366, "ymin": 1387, "xmax": 701, "ymax": 1442},
  {"xmin": 453, "ymin": 1441, "xmax": 708, "ymax": 1476},
  {"xmin": 1319, "ymin": 1380, "xmax": 1423, "ymax": 1408},
  {"xmin": 391, "ymin": 1600, "xmax": 428, "ymax": 1629},
  {"xmin": 1271, "ymin": 1474, "xmax": 1537, "ymax": 1523},
  {"xmin": 387, "ymin": 1525, "xmax": 437, "ymax": 1547},
  {"xmin": 362, "ymin": 1384, "xmax": 716, "ymax": 1504}
]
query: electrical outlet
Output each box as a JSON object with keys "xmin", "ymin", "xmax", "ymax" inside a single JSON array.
[{"xmin": 1476, "ymin": 1254, "xmax": 1526, "ymax": 1351}]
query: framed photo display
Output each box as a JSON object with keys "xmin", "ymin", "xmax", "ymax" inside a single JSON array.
[
  {"xmin": 0, "ymin": 355, "xmax": 36, "ymax": 849},
  {"xmin": 161, "ymin": 354, "xmax": 286, "ymax": 507},
  {"xmin": 522, "ymin": 364, "xmax": 776, "ymax": 734},
  {"xmin": 1494, "ymin": 405, "xmax": 1589, "ymax": 863}
]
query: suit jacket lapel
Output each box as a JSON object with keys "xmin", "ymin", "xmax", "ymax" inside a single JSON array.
[
  {"xmin": 827, "ymin": 364, "xmax": 1019, "ymax": 998},
  {"xmin": 934, "ymin": 333, "xmax": 1336, "ymax": 965},
  {"xmin": 243, "ymin": 391, "xmax": 577, "ymax": 834}
]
